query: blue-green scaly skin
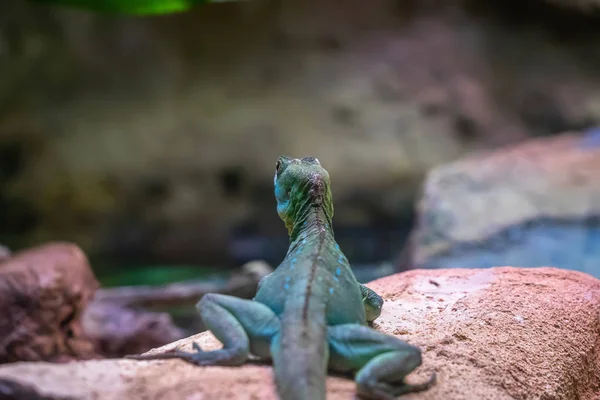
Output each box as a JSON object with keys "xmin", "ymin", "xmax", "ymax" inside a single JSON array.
[
  {"xmin": 126, "ymin": 156, "xmax": 435, "ymax": 400},
  {"xmin": 255, "ymin": 157, "xmax": 366, "ymax": 399},
  {"xmin": 254, "ymin": 157, "xmax": 366, "ymax": 325}
]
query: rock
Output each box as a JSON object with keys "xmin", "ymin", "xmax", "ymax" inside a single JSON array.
[
  {"xmin": 92, "ymin": 259, "xmax": 272, "ymax": 310},
  {"xmin": 240, "ymin": 260, "xmax": 273, "ymax": 282},
  {"xmin": 0, "ymin": 267, "xmax": 598, "ymax": 400},
  {"xmin": 0, "ymin": 241, "xmax": 187, "ymax": 361},
  {"xmin": 81, "ymin": 303, "xmax": 185, "ymax": 359},
  {"xmin": 0, "ymin": 245, "xmax": 10, "ymax": 261},
  {"xmin": 82, "ymin": 260, "xmax": 273, "ymax": 348},
  {"xmin": 0, "ymin": 378, "xmax": 74, "ymax": 400},
  {"xmin": 0, "ymin": 242, "xmax": 98, "ymax": 363},
  {"xmin": 407, "ymin": 132, "xmax": 600, "ymax": 276}
]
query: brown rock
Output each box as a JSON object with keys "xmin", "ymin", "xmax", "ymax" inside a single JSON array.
[
  {"xmin": 0, "ymin": 267, "xmax": 598, "ymax": 399},
  {"xmin": 0, "ymin": 245, "xmax": 10, "ymax": 261},
  {"xmin": 79, "ymin": 259, "xmax": 272, "ymax": 358},
  {"xmin": 82, "ymin": 302, "xmax": 185, "ymax": 358},
  {"xmin": 0, "ymin": 242, "xmax": 99, "ymax": 363},
  {"xmin": 406, "ymin": 132, "xmax": 600, "ymax": 274}
]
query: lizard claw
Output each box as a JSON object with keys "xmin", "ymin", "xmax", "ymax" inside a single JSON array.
[
  {"xmin": 167, "ymin": 350, "xmax": 218, "ymax": 366},
  {"xmin": 390, "ymin": 371, "xmax": 437, "ymax": 397},
  {"xmin": 124, "ymin": 342, "xmax": 207, "ymax": 361},
  {"xmin": 192, "ymin": 342, "xmax": 203, "ymax": 352},
  {"xmin": 124, "ymin": 348, "xmax": 181, "ymax": 361}
]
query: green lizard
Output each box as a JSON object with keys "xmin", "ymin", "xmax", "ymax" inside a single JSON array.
[{"xmin": 127, "ymin": 156, "xmax": 435, "ymax": 399}]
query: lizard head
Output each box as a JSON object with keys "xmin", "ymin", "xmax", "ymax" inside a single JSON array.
[{"xmin": 274, "ymin": 156, "xmax": 334, "ymax": 233}]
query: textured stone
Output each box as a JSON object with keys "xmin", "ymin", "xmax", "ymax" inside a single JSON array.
[
  {"xmin": 0, "ymin": 245, "xmax": 10, "ymax": 261},
  {"xmin": 82, "ymin": 303, "xmax": 185, "ymax": 359},
  {"xmin": 408, "ymin": 132, "xmax": 600, "ymax": 276},
  {"xmin": 0, "ymin": 242, "xmax": 98, "ymax": 363},
  {"xmin": 0, "ymin": 267, "xmax": 598, "ymax": 400}
]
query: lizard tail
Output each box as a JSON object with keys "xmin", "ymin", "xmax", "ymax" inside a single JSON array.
[{"xmin": 272, "ymin": 299, "xmax": 328, "ymax": 400}]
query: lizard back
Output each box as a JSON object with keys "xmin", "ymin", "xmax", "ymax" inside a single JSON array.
[{"xmin": 254, "ymin": 156, "xmax": 366, "ymax": 400}]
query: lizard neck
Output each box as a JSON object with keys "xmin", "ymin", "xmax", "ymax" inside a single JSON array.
[{"xmin": 287, "ymin": 206, "xmax": 333, "ymax": 254}]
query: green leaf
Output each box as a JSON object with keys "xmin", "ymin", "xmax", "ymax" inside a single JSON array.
[{"xmin": 28, "ymin": 0, "xmax": 239, "ymax": 15}]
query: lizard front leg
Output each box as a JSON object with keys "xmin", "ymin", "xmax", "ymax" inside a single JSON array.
[
  {"xmin": 328, "ymin": 324, "xmax": 435, "ymax": 399},
  {"xmin": 360, "ymin": 284, "xmax": 383, "ymax": 323},
  {"xmin": 126, "ymin": 293, "xmax": 279, "ymax": 365}
]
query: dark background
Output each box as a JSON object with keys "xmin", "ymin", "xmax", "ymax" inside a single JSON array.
[{"xmin": 2, "ymin": 0, "xmax": 600, "ymax": 284}]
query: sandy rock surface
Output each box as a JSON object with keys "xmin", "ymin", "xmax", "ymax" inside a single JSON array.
[{"xmin": 0, "ymin": 267, "xmax": 599, "ymax": 400}]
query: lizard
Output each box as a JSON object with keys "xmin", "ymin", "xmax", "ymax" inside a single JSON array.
[{"xmin": 127, "ymin": 156, "xmax": 436, "ymax": 400}]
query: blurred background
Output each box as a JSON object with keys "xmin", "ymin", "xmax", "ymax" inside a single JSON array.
[{"xmin": 1, "ymin": 0, "xmax": 599, "ymax": 352}]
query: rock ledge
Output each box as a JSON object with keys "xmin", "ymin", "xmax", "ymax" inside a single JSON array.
[{"xmin": 0, "ymin": 267, "xmax": 598, "ymax": 400}]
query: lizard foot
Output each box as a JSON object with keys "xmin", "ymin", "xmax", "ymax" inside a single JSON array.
[
  {"xmin": 391, "ymin": 371, "xmax": 436, "ymax": 396},
  {"xmin": 125, "ymin": 341, "xmax": 247, "ymax": 366},
  {"xmin": 356, "ymin": 372, "xmax": 436, "ymax": 400},
  {"xmin": 126, "ymin": 293, "xmax": 281, "ymax": 368},
  {"xmin": 192, "ymin": 342, "xmax": 203, "ymax": 352}
]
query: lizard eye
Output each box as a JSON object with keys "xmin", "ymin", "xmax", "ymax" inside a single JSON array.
[{"xmin": 275, "ymin": 160, "xmax": 281, "ymax": 174}]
